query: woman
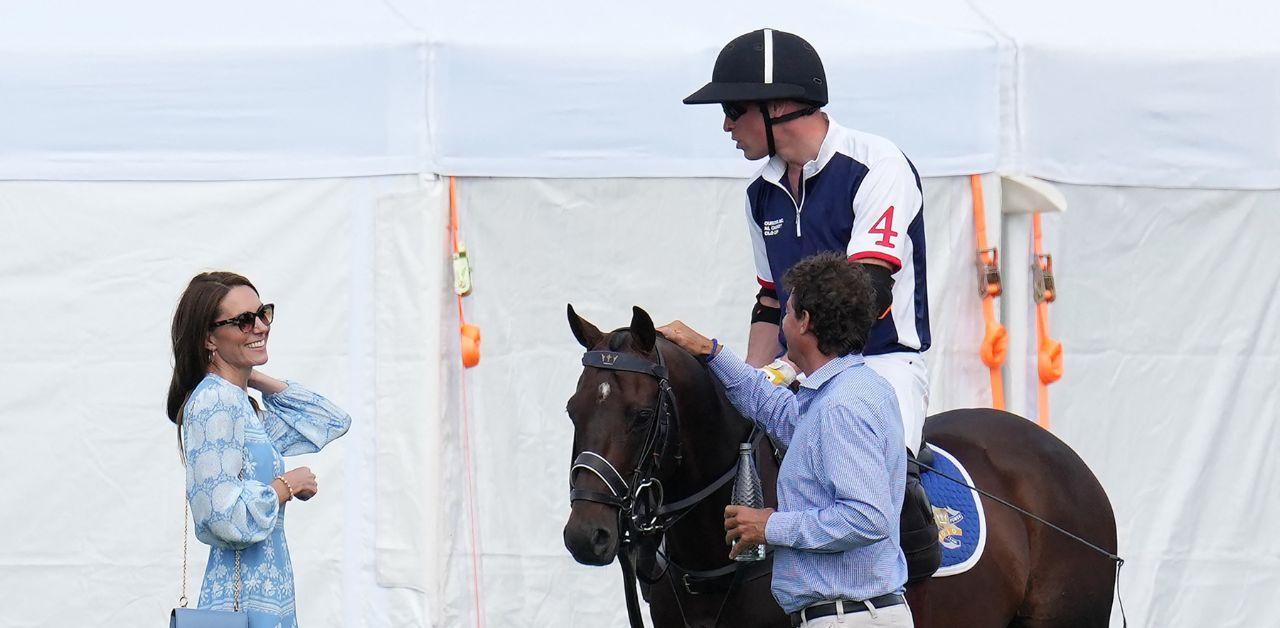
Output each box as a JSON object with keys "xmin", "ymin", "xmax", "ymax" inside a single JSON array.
[{"xmin": 167, "ymin": 271, "xmax": 351, "ymax": 628}]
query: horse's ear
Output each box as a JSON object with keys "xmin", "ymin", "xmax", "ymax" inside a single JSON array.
[
  {"xmin": 630, "ymin": 306, "xmax": 656, "ymax": 352},
  {"xmin": 568, "ymin": 304, "xmax": 605, "ymax": 349}
]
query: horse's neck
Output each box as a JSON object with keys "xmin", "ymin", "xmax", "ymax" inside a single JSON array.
[
  {"xmin": 660, "ymin": 354, "xmax": 753, "ymax": 570},
  {"xmin": 668, "ymin": 350, "xmax": 749, "ymax": 494}
]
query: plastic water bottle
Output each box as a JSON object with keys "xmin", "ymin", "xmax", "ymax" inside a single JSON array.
[{"xmin": 731, "ymin": 442, "xmax": 767, "ymax": 562}]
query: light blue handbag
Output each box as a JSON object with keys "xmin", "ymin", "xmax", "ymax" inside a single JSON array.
[
  {"xmin": 170, "ymin": 607, "xmax": 248, "ymax": 628},
  {"xmin": 172, "ymin": 416, "xmax": 248, "ymax": 628}
]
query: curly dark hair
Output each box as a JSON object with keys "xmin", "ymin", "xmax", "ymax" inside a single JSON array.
[{"xmin": 782, "ymin": 252, "xmax": 878, "ymax": 356}]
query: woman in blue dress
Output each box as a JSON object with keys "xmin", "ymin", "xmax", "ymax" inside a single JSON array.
[{"xmin": 167, "ymin": 271, "xmax": 351, "ymax": 628}]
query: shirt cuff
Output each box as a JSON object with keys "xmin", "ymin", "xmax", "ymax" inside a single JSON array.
[
  {"xmin": 707, "ymin": 347, "xmax": 757, "ymax": 386},
  {"xmin": 765, "ymin": 509, "xmax": 801, "ymax": 547}
]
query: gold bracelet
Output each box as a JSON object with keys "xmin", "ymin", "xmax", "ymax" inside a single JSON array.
[{"xmin": 275, "ymin": 475, "xmax": 295, "ymax": 500}]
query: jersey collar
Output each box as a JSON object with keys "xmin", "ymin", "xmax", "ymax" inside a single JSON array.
[{"xmin": 761, "ymin": 115, "xmax": 843, "ymax": 185}]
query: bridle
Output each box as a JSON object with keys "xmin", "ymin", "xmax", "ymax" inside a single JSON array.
[
  {"xmin": 569, "ymin": 347, "xmax": 700, "ymax": 535},
  {"xmin": 568, "ymin": 344, "xmax": 752, "ymax": 628}
]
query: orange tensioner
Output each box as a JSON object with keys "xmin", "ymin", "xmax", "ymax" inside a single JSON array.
[
  {"xmin": 450, "ymin": 176, "xmax": 482, "ymax": 368},
  {"xmin": 1032, "ymin": 213, "xmax": 1062, "ymax": 428},
  {"xmin": 970, "ymin": 175, "xmax": 1007, "ymax": 410}
]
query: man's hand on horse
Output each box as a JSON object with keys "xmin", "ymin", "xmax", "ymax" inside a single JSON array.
[
  {"xmin": 724, "ymin": 505, "xmax": 774, "ymax": 559},
  {"xmin": 657, "ymin": 321, "xmax": 717, "ymax": 360}
]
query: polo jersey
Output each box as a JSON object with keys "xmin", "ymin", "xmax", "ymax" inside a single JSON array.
[{"xmin": 746, "ymin": 118, "xmax": 929, "ymax": 355}]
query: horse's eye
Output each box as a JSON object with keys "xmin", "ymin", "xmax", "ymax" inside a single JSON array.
[{"xmin": 635, "ymin": 409, "xmax": 655, "ymax": 422}]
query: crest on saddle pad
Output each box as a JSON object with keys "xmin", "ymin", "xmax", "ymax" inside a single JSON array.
[
  {"xmin": 933, "ymin": 506, "xmax": 965, "ymax": 550},
  {"xmin": 919, "ymin": 445, "xmax": 988, "ymax": 577}
]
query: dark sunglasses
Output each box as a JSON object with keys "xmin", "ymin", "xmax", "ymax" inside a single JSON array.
[
  {"xmin": 211, "ymin": 303, "xmax": 275, "ymax": 333},
  {"xmin": 721, "ymin": 102, "xmax": 749, "ymax": 121}
]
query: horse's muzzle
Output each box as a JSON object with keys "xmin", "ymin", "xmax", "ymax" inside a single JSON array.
[{"xmin": 564, "ymin": 505, "xmax": 618, "ymax": 566}]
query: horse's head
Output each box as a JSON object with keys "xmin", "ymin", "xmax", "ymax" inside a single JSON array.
[{"xmin": 562, "ymin": 304, "xmax": 679, "ymax": 566}]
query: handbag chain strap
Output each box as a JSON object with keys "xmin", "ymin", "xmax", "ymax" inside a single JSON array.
[
  {"xmin": 180, "ymin": 503, "xmax": 189, "ymax": 608},
  {"xmin": 179, "ymin": 503, "xmax": 242, "ymax": 611},
  {"xmin": 178, "ymin": 398, "xmax": 244, "ymax": 612}
]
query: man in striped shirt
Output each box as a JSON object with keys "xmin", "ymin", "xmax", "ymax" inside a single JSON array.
[{"xmin": 659, "ymin": 252, "xmax": 912, "ymax": 627}]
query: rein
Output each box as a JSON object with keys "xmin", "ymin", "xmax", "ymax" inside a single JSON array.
[{"xmin": 569, "ymin": 345, "xmax": 761, "ymax": 628}]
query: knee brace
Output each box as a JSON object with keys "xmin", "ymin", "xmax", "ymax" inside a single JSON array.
[{"xmin": 902, "ymin": 453, "xmax": 941, "ymax": 583}]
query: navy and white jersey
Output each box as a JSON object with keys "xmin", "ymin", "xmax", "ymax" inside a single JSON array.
[{"xmin": 746, "ymin": 118, "xmax": 930, "ymax": 355}]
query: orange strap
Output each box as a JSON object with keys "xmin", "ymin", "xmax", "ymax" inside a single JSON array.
[
  {"xmin": 450, "ymin": 185, "xmax": 486, "ymax": 628},
  {"xmin": 971, "ymin": 175, "xmax": 1007, "ymax": 410},
  {"xmin": 450, "ymin": 176, "xmax": 482, "ymax": 368},
  {"xmin": 1032, "ymin": 213, "xmax": 1062, "ymax": 428}
]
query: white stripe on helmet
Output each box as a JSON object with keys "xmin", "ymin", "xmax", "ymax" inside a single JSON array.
[{"xmin": 763, "ymin": 29, "xmax": 774, "ymax": 84}]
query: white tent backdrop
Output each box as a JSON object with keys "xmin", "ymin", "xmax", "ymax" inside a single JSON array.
[
  {"xmin": 0, "ymin": 1, "xmax": 428, "ymax": 180},
  {"xmin": 1, "ymin": 0, "xmax": 1277, "ymax": 627},
  {"xmin": 974, "ymin": 0, "xmax": 1280, "ymax": 189},
  {"xmin": 875, "ymin": 0, "xmax": 1280, "ymax": 189},
  {"xmin": 413, "ymin": 0, "xmax": 1001, "ymax": 178}
]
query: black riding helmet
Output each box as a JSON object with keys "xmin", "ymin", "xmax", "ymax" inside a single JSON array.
[{"xmin": 684, "ymin": 29, "xmax": 827, "ymax": 156}]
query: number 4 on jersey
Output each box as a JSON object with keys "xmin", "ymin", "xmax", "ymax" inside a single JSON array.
[{"xmin": 870, "ymin": 206, "xmax": 898, "ymax": 248}]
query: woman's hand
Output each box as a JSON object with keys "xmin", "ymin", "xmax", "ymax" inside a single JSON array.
[
  {"xmin": 248, "ymin": 370, "xmax": 288, "ymax": 395},
  {"xmin": 274, "ymin": 466, "xmax": 318, "ymax": 503},
  {"xmin": 656, "ymin": 321, "xmax": 718, "ymax": 360}
]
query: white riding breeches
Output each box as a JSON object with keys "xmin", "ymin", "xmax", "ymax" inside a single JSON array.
[
  {"xmin": 799, "ymin": 602, "xmax": 914, "ymax": 627},
  {"xmin": 863, "ymin": 352, "xmax": 929, "ymax": 456}
]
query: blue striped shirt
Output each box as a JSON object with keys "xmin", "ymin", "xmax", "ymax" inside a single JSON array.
[{"xmin": 708, "ymin": 348, "xmax": 907, "ymax": 613}]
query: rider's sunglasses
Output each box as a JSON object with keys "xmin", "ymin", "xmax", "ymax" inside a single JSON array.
[
  {"xmin": 721, "ymin": 102, "xmax": 749, "ymax": 121},
  {"xmin": 210, "ymin": 304, "xmax": 275, "ymax": 333}
]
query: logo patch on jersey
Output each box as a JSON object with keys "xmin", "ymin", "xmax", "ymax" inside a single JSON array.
[{"xmin": 763, "ymin": 218, "xmax": 784, "ymax": 237}]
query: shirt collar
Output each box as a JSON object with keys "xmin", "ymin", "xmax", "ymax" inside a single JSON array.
[
  {"xmin": 799, "ymin": 351, "xmax": 865, "ymax": 391},
  {"xmin": 762, "ymin": 114, "xmax": 842, "ymax": 184}
]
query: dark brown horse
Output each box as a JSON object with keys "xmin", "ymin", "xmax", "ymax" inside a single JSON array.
[
  {"xmin": 564, "ymin": 305, "xmax": 787, "ymax": 627},
  {"xmin": 563, "ymin": 306, "xmax": 1118, "ymax": 628}
]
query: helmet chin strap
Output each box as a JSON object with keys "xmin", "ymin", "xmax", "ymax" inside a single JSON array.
[
  {"xmin": 758, "ymin": 101, "xmax": 821, "ymax": 157},
  {"xmin": 759, "ymin": 101, "xmax": 777, "ymax": 157}
]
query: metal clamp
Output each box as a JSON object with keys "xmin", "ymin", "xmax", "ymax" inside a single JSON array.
[
  {"xmin": 682, "ymin": 572, "xmax": 699, "ymax": 595},
  {"xmin": 977, "ymin": 248, "xmax": 1003, "ymax": 297},
  {"xmin": 452, "ymin": 247, "xmax": 473, "ymax": 296},
  {"xmin": 630, "ymin": 478, "xmax": 665, "ymax": 533},
  {"xmin": 1032, "ymin": 254, "xmax": 1056, "ymax": 303}
]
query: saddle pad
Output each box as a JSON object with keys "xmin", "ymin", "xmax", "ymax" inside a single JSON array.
[{"xmin": 920, "ymin": 444, "xmax": 987, "ymax": 577}]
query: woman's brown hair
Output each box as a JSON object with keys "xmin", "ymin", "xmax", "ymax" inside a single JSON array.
[{"xmin": 167, "ymin": 272, "xmax": 258, "ymax": 429}]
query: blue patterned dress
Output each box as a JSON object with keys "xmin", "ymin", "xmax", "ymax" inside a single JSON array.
[{"xmin": 182, "ymin": 373, "xmax": 351, "ymax": 628}]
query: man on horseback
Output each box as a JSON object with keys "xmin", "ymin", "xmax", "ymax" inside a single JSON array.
[
  {"xmin": 659, "ymin": 252, "xmax": 913, "ymax": 627},
  {"xmin": 683, "ymin": 28, "xmax": 939, "ymax": 582}
]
